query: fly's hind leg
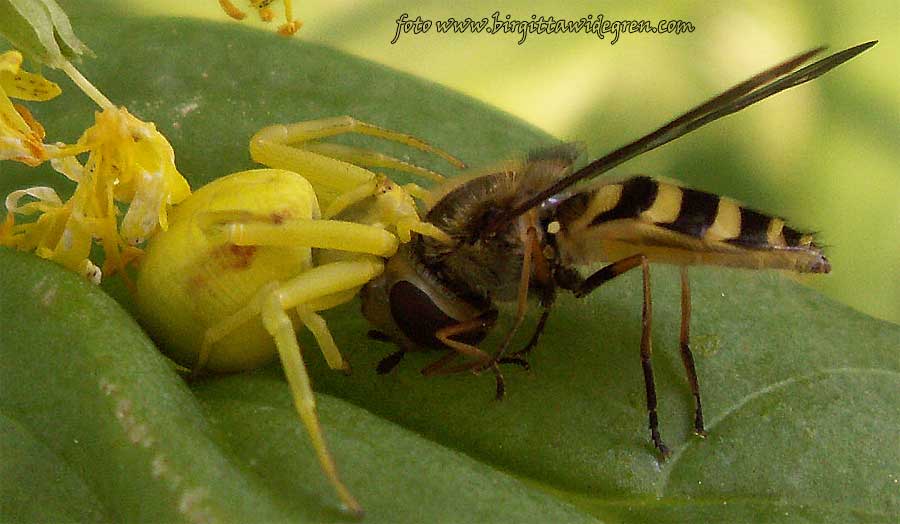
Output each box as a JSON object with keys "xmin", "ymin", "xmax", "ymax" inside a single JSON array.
[
  {"xmin": 574, "ymin": 254, "xmax": 671, "ymax": 459},
  {"xmin": 375, "ymin": 348, "xmax": 407, "ymax": 375},
  {"xmin": 679, "ymin": 267, "xmax": 706, "ymax": 437},
  {"xmin": 489, "ymin": 221, "xmax": 538, "ymax": 365},
  {"xmin": 497, "ymin": 307, "xmax": 552, "ymax": 371}
]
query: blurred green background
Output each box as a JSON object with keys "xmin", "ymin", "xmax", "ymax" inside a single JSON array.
[{"xmin": 21, "ymin": 1, "xmax": 900, "ymax": 322}]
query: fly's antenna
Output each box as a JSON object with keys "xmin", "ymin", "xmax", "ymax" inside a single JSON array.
[{"xmin": 486, "ymin": 41, "xmax": 877, "ymax": 234}]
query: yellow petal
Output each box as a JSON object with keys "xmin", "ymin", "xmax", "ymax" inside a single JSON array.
[
  {"xmin": 0, "ymin": 51, "xmax": 56, "ymax": 165},
  {"xmin": 0, "ymin": 51, "xmax": 23, "ymax": 75},
  {"xmin": 76, "ymin": 107, "xmax": 190, "ymax": 244},
  {"xmin": 0, "ymin": 69, "xmax": 62, "ymax": 101},
  {"xmin": 5, "ymin": 186, "xmax": 64, "ymax": 215},
  {"xmin": 0, "ymin": 87, "xmax": 35, "ymax": 140}
]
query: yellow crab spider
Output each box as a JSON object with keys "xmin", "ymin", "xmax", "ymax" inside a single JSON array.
[{"xmin": 134, "ymin": 117, "xmax": 464, "ymax": 516}]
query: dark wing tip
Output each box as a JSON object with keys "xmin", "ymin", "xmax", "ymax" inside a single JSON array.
[{"xmin": 485, "ymin": 41, "xmax": 877, "ymax": 234}]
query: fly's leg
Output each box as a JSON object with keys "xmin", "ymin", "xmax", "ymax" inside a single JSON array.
[
  {"xmin": 428, "ymin": 312, "xmax": 499, "ymax": 370},
  {"xmin": 489, "ymin": 222, "xmax": 537, "ymax": 365},
  {"xmin": 497, "ymin": 307, "xmax": 552, "ymax": 371},
  {"xmin": 679, "ymin": 266, "xmax": 706, "ymax": 436},
  {"xmin": 422, "ymin": 311, "xmax": 507, "ymax": 399},
  {"xmin": 574, "ymin": 254, "xmax": 671, "ymax": 459},
  {"xmin": 498, "ymin": 217, "xmax": 557, "ymax": 369},
  {"xmin": 375, "ymin": 348, "xmax": 407, "ymax": 375},
  {"xmin": 365, "ymin": 331, "xmax": 408, "ymax": 375}
]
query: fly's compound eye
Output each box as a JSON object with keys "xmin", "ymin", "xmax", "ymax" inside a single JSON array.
[{"xmin": 389, "ymin": 280, "xmax": 488, "ymax": 348}]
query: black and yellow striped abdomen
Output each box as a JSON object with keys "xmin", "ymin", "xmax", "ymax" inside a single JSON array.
[{"xmin": 552, "ymin": 176, "xmax": 830, "ymax": 274}]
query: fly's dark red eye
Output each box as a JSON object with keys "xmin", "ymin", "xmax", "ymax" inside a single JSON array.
[{"xmin": 389, "ymin": 280, "xmax": 487, "ymax": 348}]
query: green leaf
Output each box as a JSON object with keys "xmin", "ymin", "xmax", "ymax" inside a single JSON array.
[
  {"xmin": 0, "ymin": 249, "xmax": 596, "ymax": 523},
  {"xmin": 2, "ymin": 12, "xmax": 899, "ymax": 524},
  {"xmin": 0, "ymin": 0, "xmax": 90, "ymax": 67}
]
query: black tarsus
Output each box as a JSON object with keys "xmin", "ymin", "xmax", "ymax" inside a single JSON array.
[
  {"xmin": 574, "ymin": 254, "xmax": 674, "ymax": 459},
  {"xmin": 376, "ymin": 349, "xmax": 406, "ymax": 374},
  {"xmin": 498, "ymin": 356, "xmax": 531, "ymax": 371},
  {"xmin": 513, "ymin": 308, "xmax": 552, "ymax": 360},
  {"xmin": 367, "ymin": 330, "xmax": 393, "ymax": 342}
]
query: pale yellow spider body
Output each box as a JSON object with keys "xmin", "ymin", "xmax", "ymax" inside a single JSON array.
[
  {"xmin": 134, "ymin": 116, "xmax": 463, "ymax": 516},
  {"xmin": 135, "ymin": 168, "xmax": 385, "ymax": 372}
]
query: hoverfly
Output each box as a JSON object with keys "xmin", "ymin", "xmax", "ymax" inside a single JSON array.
[{"xmin": 360, "ymin": 41, "xmax": 876, "ymax": 457}]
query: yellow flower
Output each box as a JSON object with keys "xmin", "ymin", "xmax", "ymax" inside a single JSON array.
[
  {"xmin": 51, "ymin": 106, "xmax": 191, "ymax": 279},
  {"xmin": 76, "ymin": 106, "xmax": 191, "ymax": 243},
  {"xmin": 1, "ymin": 185, "xmax": 103, "ymax": 284},
  {"xmin": 0, "ymin": 50, "xmax": 62, "ymax": 166},
  {"xmin": 2, "ymin": 103, "xmax": 191, "ymax": 283}
]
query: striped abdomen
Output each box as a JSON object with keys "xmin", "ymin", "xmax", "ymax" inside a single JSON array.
[{"xmin": 552, "ymin": 176, "xmax": 830, "ymax": 273}]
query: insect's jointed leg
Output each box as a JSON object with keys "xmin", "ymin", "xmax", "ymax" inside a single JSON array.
[
  {"xmin": 499, "ymin": 308, "xmax": 550, "ymax": 370},
  {"xmin": 504, "ymin": 222, "xmax": 557, "ymax": 365},
  {"xmin": 574, "ymin": 254, "xmax": 670, "ymax": 458},
  {"xmin": 679, "ymin": 267, "xmax": 706, "ymax": 436},
  {"xmin": 426, "ymin": 311, "xmax": 507, "ymax": 399},
  {"xmin": 490, "ymin": 221, "xmax": 538, "ymax": 364},
  {"xmin": 638, "ymin": 257, "xmax": 670, "ymax": 458},
  {"xmin": 430, "ymin": 312, "xmax": 499, "ymax": 367},
  {"xmin": 375, "ymin": 348, "xmax": 407, "ymax": 375}
]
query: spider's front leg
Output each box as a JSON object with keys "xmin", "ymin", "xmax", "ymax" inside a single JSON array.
[{"xmin": 249, "ymin": 116, "xmax": 464, "ymax": 244}]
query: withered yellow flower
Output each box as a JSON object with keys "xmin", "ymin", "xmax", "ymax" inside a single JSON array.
[
  {"xmin": 75, "ymin": 106, "xmax": 191, "ymax": 245},
  {"xmin": 36, "ymin": 106, "xmax": 191, "ymax": 280},
  {"xmin": 1, "ymin": 4, "xmax": 190, "ymax": 284},
  {"xmin": 0, "ymin": 185, "xmax": 103, "ymax": 284},
  {"xmin": 2, "ymin": 67, "xmax": 190, "ymax": 283},
  {"xmin": 0, "ymin": 50, "xmax": 61, "ymax": 166}
]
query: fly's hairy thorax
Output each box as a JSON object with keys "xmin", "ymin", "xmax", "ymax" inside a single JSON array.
[
  {"xmin": 413, "ymin": 146, "xmax": 582, "ymax": 302},
  {"xmin": 417, "ymin": 170, "xmax": 530, "ymax": 302}
]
